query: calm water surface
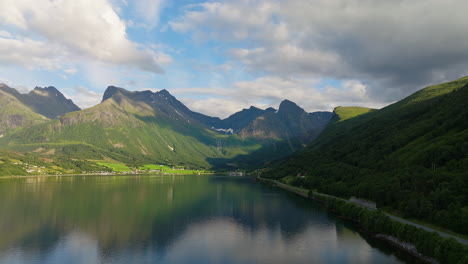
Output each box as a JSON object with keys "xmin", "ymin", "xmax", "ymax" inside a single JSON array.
[{"xmin": 0, "ymin": 175, "xmax": 420, "ymax": 264}]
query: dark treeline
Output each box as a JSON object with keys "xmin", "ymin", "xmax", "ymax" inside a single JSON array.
[
  {"xmin": 263, "ymin": 79, "xmax": 468, "ymax": 235},
  {"xmin": 310, "ymin": 192, "xmax": 468, "ymax": 264}
]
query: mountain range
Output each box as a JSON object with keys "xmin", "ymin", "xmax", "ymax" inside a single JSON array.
[
  {"xmin": 263, "ymin": 76, "xmax": 468, "ymax": 235},
  {"xmin": 0, "ymin": 83, "xmax": 332, "ymax": 173},
  {"xmin": 0, "ymin": 84, "xmax": 80, "ymax": 119},
  {"xmin": 0, "ymin": 85, "xmax": 49, "ymax": 135},
  {"xmin": 1, "ymin": 77, "xmax": 467, "ymax": 237}
]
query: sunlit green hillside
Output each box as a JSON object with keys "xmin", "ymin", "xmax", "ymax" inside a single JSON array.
[{"xmin": 264, "ymin": 77, "xmax": 468, "ymax": 235}]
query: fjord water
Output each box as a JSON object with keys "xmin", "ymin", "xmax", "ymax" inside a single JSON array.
[{"xmin": 0, "ymin": 175, "xmax": 417, "ymax": 264}]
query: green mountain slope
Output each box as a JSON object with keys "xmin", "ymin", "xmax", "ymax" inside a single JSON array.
[
  {"xmin": 331, "ymin": 106, "xmax": 375, "ymax": 122},
  {"xmin": 0, "ymin": 85, "xmax": 336, "ymax": 172},
  {"xmin": 263, "ymin": 77, "xmax": 468, "ymax": 235},
  {"xmin": 0, "ymin": 87, "xmax": 264, "ymax": 169},
  {"xmin": 20, "ymin": 86, "xmax": 81, "ymax": 118},
  {"xmin": 0, "ymin": 88, "xmax": 49, "ymax": 135},
  {"xmin": 0, "ymin": 84, "xmax": 80, "ymax": 119},
  {"xmin": 206, "ymin": 100, "xmax": 332, "ymax": 168},
  {"xmin": 0, "ymin": 148, "xmax": 110, "ymax": 176}
]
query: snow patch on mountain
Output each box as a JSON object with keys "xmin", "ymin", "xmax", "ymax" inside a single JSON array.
[{"xmin": 213, "ymin": 128, "xmax": 234, "ymax": 134}]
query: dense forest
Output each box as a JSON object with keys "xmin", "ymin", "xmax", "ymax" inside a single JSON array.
[
  {"xmin": 311, "ymin": 192, "xmax": 468, "ymax": 264},
  {"xmin": 263, "ymin": 77, "xmax": 468, "ymax": 235}
]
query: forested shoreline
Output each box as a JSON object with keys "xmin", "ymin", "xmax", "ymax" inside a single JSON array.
[
  {"xmin": 309, "ymin": 192, "xmax": 468, "ymax": 264},
  {"xmin": 262, "ymin": 79, "xmax": 468, "ymax": 237}
]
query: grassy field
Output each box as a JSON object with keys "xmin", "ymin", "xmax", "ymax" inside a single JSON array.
[
  {"xmin": 96, "ymin": 162, "xmax": 132, "ymax": 172},
  {"xmin": 93, "ymin": 162, "xmax": 209, "ymax": 174},
  {"xmin": 333, "ymin": 106, "xmax": 375, "ymax": 122},
  {"xmin": 138, "ymin": 164, "xmax": 209, "ymax": 174}
]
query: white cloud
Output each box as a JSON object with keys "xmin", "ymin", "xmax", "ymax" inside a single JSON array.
[
  {"xmin": 81, "ymin": 60, "xmax": 157, "ymax": 94},
  {"xmin": 83, "ymin": 62, "xmax": 122, "ymax": 90},
  {"xmin": 63, "ymin": 86, "xmax": 102, "ymax": 109},
  {"xmin": 230, "ymin": 76, "xmax": 380, "ymax": 112},
  {"xmin": 170, "ymin": 0, "xmax": 468, "ymax": 103},
  {"xmin": 119, "ymin": 0, "xmax": 167, "ymax": 30},
  {"xmin": 0, "ymin": 37, "xmax": 64, "ymax": 70},
  {"xmin": 173, "ymin": 76, "xmax": 383, "ymax": 118},
  {"xmin": 133, "ymin": 0, "xmax": 166, "ymax": 29},
  {"xmin": 0, "ymin": 0, "xmax": 165, "ymax": 73},
  {"xmin": 64, "ymin": 69, "xmax": 77, "ymax": 75},
  {"xmin": 0, "ymin": 30, "xmax": 12, "ymax": 38},
  {"xmin": 0, "ymin": 77, "xmax": 30, "ymax": 93},
  {"xmin": 229, "ymin": 45, "xmax": 341, "ymax": 77},
  {"xmin": 170, "ymin": 1, "xmax": 283, "ymax": 43},
  {"xmin": 180, "ymin": 97, "xmax": 255, "ymax": 119},
  {"xmin": 147, "ymin": 48, "xmax": 173, "ymax": 66}
]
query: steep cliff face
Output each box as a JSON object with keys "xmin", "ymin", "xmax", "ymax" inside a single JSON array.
[{"xmin": 238, "ymin": 100, "xmax": 333, "ymax": 143}]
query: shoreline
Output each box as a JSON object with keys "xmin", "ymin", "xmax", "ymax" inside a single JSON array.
[
  {"xmin": 256, "ymin": 177, "xmax": 443, "ymax": 264},
  {"xmin": 0, "ymin": 172, "xmax": 216, "ymax": 179}
]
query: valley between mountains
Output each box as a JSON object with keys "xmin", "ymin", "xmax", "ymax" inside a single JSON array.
[
  {"xmin": 1, "ymin": 76, "xmax": 468, "ymax": 255},
  {"xmin": 0, "ymin": 83, "xmax": 332, "ymax": 175}
]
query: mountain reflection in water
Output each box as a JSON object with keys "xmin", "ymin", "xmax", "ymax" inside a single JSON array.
[{"xmin": 0, "ymin": 175, "xmax": 420, "ymax": 264}]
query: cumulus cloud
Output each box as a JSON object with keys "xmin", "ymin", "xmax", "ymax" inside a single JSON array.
[
  {"xmin": 179, "ymin": 97, "xmax": 256, "ymax": 119},
  {"xmin": 0, "ymin": 77, "xmax": 30, "ymax": 93},
  {"xmin": 0, "ymin": 0, "xmax": 166, "ymax": 73},
  {"xmin": 170, "ymin": 1, "xmax": 283, "ymax": 43},
  {"xmin": 64, "ymin": 68, "xmax": 78, "ymax": 75},
  {"xmin": 0, "ymin": 37, "xmax": 64, "ymax": 70},
  {"xmin": 170, "ymin": 0, "xmax": 468, "ymax": 103},
  {"xmin": 63, "ymin": 86, "xmax": 102, "ymax": 109},
  {"xmin": 173, "ymin": 76, "xmax": 383, "ymax": 118},
  {"xmin": 0, "ymin": 30, "xmax": 12, "ymax": 38},
  {"xmin": 132, "ymin": 0, "xmax": 166, "ymax": 29},
  {"xmin": 229, "ymin": 45, "xmax": 342, "ymax": 77}
]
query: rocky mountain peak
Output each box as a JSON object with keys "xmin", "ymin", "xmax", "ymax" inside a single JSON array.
[
  {"xmin": 278, "ymin": 99, "xmax": 305, "ymax": 115},
  {"xmin": 0, "ymin": 83, "xmax": 21, "ymax": 97},
  {"xmin": 157, "ymin": 89, "xmax": 171, "ymax": 96},
  {"xmin": 0, "ymin": 84, "xmax": 79, "ymax": 118},
  {"xmin": 30, "ymin": 86, "xmax": 61, "ymax": 97},
  {"xmin": 102, "ymin": 86, "xmax": 129, "ymax": 102},
  {"xmin": 155, "ymin": 89, "xmax": 178, "ymax": 104}
]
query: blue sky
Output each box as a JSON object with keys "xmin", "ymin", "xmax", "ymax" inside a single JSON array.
[{"xmin": 1, "ymin": 0, "xmax": 467, "ymax": 117}]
